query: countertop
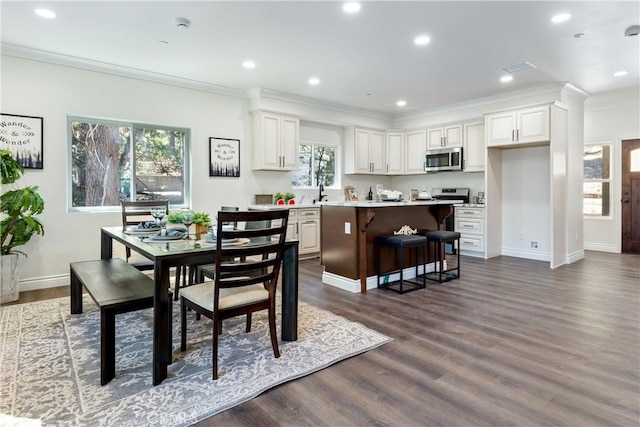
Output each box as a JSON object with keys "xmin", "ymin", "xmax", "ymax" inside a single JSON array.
[
  {"xmin": 319, "ymin": 199, "xmax": 464, "ymax": 208},
  {"xmin": 248, "ymin": 204, "xmax": 321, "ymax": 210}
]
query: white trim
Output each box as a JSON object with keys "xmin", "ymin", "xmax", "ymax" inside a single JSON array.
[
  {"xmin": 566, "ymin": 250, "xmax": 586, "ymax": 264},
  {"xmin": 583, "ymin": 243, "xmax": 618, "ymax": 253},
  {"xmin": 19, "ymin": 274, "xmax": 69, "ymax": 292},
  {"xmin": 321, "ymin": 263, "xmax": 438, "ymax": 293},
  {"xmin": 501, "ymin": 248, "xmax": 550, "ymax": 262}
]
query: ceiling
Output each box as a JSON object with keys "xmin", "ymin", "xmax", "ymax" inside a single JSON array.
[{"xmin": 2, "ymin": 1, "xmax": 639, "ymax": 118}]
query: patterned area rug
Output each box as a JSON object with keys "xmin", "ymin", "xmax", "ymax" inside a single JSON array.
[{"xmin": 0, "ymin": 295, "xmax": 391, "ymax": 426}]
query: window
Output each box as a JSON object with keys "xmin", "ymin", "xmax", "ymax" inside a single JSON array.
[
  {"xmin": 69, "ymin": 117, "xmax": 190, "ymax": 209},
  {"xmin": 292, "ymin": 142, "xmax": 338, "ymax": 188},
  {"xmin": 583, "ymin": 143, "xmax": 611, "ymax": 217}
]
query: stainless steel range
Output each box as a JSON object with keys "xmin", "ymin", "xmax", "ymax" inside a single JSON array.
[{"xmin": 431, "ymin": 188, "xmax": 470, "ymax": 254}]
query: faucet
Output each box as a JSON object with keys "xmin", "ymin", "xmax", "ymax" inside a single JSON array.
[{"xmin": 313, "ymin": 184, "xmax": 327, "ymax": 204}]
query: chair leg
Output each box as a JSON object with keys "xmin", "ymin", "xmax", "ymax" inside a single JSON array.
[
  {"xmin": 174, "ymin": 266, "xmax": 182, "ymax": 301},
  {"xmin": 212, "ymin": 314, "xmax": 219, "ymax": 380},
  {"xmin": 245, "ymin": 313, "xmax": 252, "ymax": 333},
  {"xmin": 180, "ymin": 298, "xmax": 187, "ymax": 352},
  {"xmin": 268, "ymin": 306, "xmax": 281, "ymax": 358}
]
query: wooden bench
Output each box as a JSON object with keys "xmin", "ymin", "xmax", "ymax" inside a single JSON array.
[{"xmin": 70, "ymin": 258, "xmax": 172, "ymax": 385}]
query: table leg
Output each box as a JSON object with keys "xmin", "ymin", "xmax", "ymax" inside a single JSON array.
[
  {"xmin": 281, "ymin": 241, "xmax": 299, "ymax": 341},
  {"xmin": 152, "ymin": 260, "xmax": 171, "ymax": 386}
]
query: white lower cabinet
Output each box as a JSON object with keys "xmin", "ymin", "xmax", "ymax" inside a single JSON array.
[
  {"xmin": 455, "ymin": 206, "xmax": 485, "ymax": 257},
  {"xmin": 284, "ymin": 208, "xmax": 320, "ymax": 256}
]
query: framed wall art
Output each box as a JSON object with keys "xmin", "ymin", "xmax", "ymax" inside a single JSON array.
[
  {"xmin": 0, "ymin": 113, "xmax": 44, "ymax": 169},
  {"xmin": 209, "ymin": 137, "xmax": 240, "ymax": 177}
]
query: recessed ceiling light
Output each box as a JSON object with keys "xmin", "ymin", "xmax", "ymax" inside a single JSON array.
[
  {"xmin": 35, "ymin": 8, "xmax": 56, "ymax": 19},
  {"xmin": 551, "ymin": 13, "xmax": 571, "ymax": 23},
  {"xmin": 308, "ymin": 77, "xmax": 320, "ymax": 86},
  {"xmin": 500, "ymin": 75, "xmax": 514, "ymax": 83},
  {"xmin": 396, "ymin": 100, "xmax": 407, "ymax": 107},
  {"xmin": 414, "ymin": 35, "xmax": 431, "ymax": 46},
  {"xmin": 343, "ymin": 2, "xmax": 361, "ymax": 13},
  {"xmin": 613, "ymin": 70, "xmax": 628, "ymax": 77},
  {"xmin": 243, "ymin": 60, "xmax": 256, "ymax": 69}
]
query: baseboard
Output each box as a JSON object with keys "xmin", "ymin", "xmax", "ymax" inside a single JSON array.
[
  {"xmin": 583, "ymin": 242, "xmax": 619, "ymax": 253},
  {"xmin": 19, "ymin": 274, "xmax": 69, "ymax": 292},
  {"xmin": 501, "ymin": 248, "xmax": 550, "ymax": 262},
  {"xmin": 322, "ymin": 263, "xmax": 438, "ymax": 293},
  {"xmin": 566, "ymin": 250, "xmax": 585, "ymax": 264}
]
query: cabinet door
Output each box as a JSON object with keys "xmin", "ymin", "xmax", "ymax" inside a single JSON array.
[
  {"xmin": 427, "ymin": 127, "xmax": 444, "ymax": 149},
  {"xmin": 517, "ymin": 106, "xmax": 549, "ymax": 143},
  {"xmin": 280, "ymin": 116, "xmax": 299, "ymax": 170},
  {"xmin": 354, "ymin": 129, "xmax": 372, "ymax": 173},
  {"xmin": 260, "ymin": 114, "xmax": 281, "ymax": 169},
  {"xmin": 463, "ymin": 122, "xmax": 485, "ymax": 172},
  {"xmin": 370, "ymin": 131, "xmax": 385, "ymax": 174},
  {"xmin": 486, "ymin": 111, "xmax": 517, "ymax": 146},
  {"xmin": 298, "ymin": 219, "xmax": 320, "ymax": 254},
  {"xmin": 405, "ymin": 130, "xmax": 426, "ymax": 174},
  {"xmin": 286, "ymin": 222, "xmax": 298, "ymax": 240},
  {"xmin": 385, "ymin": 133, "xmax": 403, "ymax": 174},
  {"xmin": 444, "ymin": 124, "xmax": 463, "ymax": 147}
]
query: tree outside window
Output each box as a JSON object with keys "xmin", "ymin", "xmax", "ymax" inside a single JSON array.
[
  {"xmin": 70, "ymin": 118, "xmax": 189, "ymax": 208},
  {"xmin": 292, "ymin": 143, "xmax": 337, "ymax": 188},
  {"xmin": 583, "ymin": 143, "xmax": 611, "ymax": 217}
]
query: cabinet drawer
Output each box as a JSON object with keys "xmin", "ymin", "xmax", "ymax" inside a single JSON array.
[
  {"xmin": 455, "ymin": 218, "xmax": 484, "ymax": 234},
  {"xmin": 297, "ymin": 208, "xmax": 319, "ymax": 219},
  {"xmin": 455, "ymin": 207, "xmax": 484, "ymax": 218},
  {"xmin": 459, "ymin": 235, "xmax": 485, "ymax": 251},
  {"xmin": 287, "ymin": 209, "xmax": 298, "ymax": 220}
]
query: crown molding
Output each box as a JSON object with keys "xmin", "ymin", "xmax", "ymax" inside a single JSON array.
[
  {"xmin": 394, "ymin": 82, "xmax": 572, "ymax": 122},
  {"xmin": 1, "ymin": 43, "xmax": 248, "ymax": 100},
  {"xmin": 248, "ymin": 87, "xmax": 393, "ymax": 122}
]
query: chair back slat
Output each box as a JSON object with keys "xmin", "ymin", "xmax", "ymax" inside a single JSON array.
[
  {"xmin": 213, "ymin": 210, "xmax": 289, "ymax": 298},
  {"xmin": 121, "ymin": 200, "xmax": 169, "ymax": 229}
]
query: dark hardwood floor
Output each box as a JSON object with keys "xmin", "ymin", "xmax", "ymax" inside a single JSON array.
[{"xmin": 6, "ymin": 251, "xmax": 639, "ymax": 426}]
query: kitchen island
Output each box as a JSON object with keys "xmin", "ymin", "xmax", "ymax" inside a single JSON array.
[{"xmin": 320, "ymin": 200, "xmax": 461, "ymax": 293}]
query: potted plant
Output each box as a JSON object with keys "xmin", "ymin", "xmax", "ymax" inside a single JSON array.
[
  {"xmin": 1, "ymin": 149, "xmax": 45, "ymax": 302},
  {"xmin": 166, "ymin": 210, "xmax": 211, "ymax": 240}
]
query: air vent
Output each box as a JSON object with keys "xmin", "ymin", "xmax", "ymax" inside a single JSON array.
[{"xmin": 502, "ymin": 61, "xmax": 537, "ymax": 73}]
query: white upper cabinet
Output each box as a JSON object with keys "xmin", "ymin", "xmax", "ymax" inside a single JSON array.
[
  {"xmin": 427, "ymin": 124, "xmax": 463, "ymax": 149},
  {"xmin": 345, "ymin": 128, "xmax": 385, "ymax": 174},
  {"xmin": 486, "ymin": 105, "xmax": 550, "ymax": 147},
  {"xmin": 385, "ymin": 132, "xmax": 404, "ymax": 175},
  {"xmin": 252, "ymin": 111, "xmax": 299, "ymax": 171},
  {"xmin": 463, "ymin": 121, "xmax": 485, "ymax": 172},
  {"xmin": 404, "ymin": 129, "xmax": 427, "ymax": 174}
]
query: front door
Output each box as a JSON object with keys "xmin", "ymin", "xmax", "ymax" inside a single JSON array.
[{"xmin": 621, "ymin": 138, "xmax": 640, "ymax": 254}]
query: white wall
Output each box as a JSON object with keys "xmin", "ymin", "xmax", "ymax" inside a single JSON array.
[{"xmin": 584, "ymin": 86, "xmax": 640, "ymax": 252}]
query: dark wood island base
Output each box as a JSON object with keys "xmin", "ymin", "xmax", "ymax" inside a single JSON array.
[{"xmin": 320, "ymin": 201, "xmax": 459, "ymax": 293}]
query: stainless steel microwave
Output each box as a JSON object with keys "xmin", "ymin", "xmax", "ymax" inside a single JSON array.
[{"xmin": 425, "ymin": 146, "xmax": 463, "ymax": 172}]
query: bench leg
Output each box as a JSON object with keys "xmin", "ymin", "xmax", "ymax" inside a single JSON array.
[
  {"xmin": 101, "ymin": 308, "xmax": 116, "ymax": 385},
  {"xmin": 70, "ymin": 269, "xmax": 83, "ymax": 314}
]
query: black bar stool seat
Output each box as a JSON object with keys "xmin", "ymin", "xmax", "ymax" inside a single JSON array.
[
  {"xmin": 375, "ymin": 234, "xmax": 428, "ymax": 294},
  {"xmin": 424, "ymin": 230, "xmax": 461, "ymax": 283}
]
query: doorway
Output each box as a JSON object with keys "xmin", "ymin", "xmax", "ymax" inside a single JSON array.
[{"xmin": 621, "ymin": 138, "xmax": 640, "ymax": 254}]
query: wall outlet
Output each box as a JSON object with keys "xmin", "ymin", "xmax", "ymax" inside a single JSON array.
[
  {"xmin": 531, "ymin": 241, "xmax": 538, "ymax": 248},
  {"xmin": 344, "ymin": 222, "xmax": 351, "ymax": 234}
]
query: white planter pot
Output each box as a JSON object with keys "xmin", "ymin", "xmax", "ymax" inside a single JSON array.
[{"xmin": 1, "ymin": 253, "xmax": 20, "ymax": 303}]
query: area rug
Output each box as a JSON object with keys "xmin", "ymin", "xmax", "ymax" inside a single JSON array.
[{"xmin": 0, "ymin": 295, "xmax": 391, "ymax": 426}]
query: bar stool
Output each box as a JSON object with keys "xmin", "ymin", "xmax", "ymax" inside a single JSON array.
[
  {"xmin": 375, "ymin": 230, "xmax": 428, "ymax": 294},
  {"xmin": 424, "ymin": 230, "xmax": 461, "ymax": 283}
]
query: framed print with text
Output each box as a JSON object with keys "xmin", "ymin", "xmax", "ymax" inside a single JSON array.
[
  {"xmin": 0, "ymin": 113, "xmax": 43, "ymax": 169},
  {"xmin": 209, "ymin": 137, "xmax": 240, "ymax": 177}
]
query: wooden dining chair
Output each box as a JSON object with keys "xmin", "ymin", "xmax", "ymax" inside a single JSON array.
[
  {"xmin": 121, "ymin": 199, "xmax": 188, "ymax": 299},
  {"xmin": 121, "ymin": 200, "xmax": 169, "ymax": 271},
  {"xmin": 179, "ymin": 209, "xmax": 289, "ymax": 380}
]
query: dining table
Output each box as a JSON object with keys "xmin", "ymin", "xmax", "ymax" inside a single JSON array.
[{"xmin": 94, "ymin": 226, "xmax": 299, "ymax": 386}]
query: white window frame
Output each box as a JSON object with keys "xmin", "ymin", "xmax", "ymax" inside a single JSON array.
[
  {"xmin": 583, "ymin": 141, "xmax": 613, "ymax": 220},
  {"xmin": 292, "ymin": 140, "xmax": 341, "ymax": 190},
  {"xmin": 67, "ymin": 116, "xmax": 191, "ymax": 212}
]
